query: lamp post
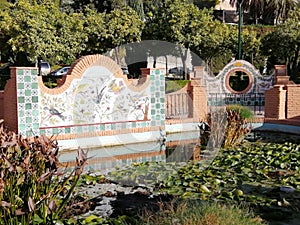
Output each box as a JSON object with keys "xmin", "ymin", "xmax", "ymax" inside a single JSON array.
[{"xmin": 237, "ymin": 0, "xmax": 244, "ymax": 60}]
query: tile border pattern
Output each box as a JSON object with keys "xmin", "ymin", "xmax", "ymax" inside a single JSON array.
[{"xmin": 15, "ymin": 61, "xmax": 166, "ymax": 139}]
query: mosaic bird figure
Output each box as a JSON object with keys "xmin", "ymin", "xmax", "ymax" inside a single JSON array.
[
  {"xmin": 95, "ymin": 86, "xmax": 106, "ymax": 104},
  {"xmin": 44, "ymin": 107, "xmax": 65, "ymax": 120},
  {"xmin": 108, "ymin": 80, "xmax": 124, "ymax": 93}
]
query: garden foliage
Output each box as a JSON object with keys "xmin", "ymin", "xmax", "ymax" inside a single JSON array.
[
  {"xmin": 108, "ymin": 141, "xmax": 300, "ymax": 224},
  {"xmin": 201, "ymin": 105, "xmax": 253, "ymax": 148},
  {"xmin": 0, "ymin": 122, "xmax": 87, "ymax": 224}
]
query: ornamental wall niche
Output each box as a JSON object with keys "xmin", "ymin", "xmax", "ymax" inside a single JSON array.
[{"xmin": 204, "ymin": 60, "xmax": 274, "ymax": 94}]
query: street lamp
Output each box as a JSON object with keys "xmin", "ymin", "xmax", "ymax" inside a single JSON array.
[{"xmin": 237, "ymin": 0, "xmax": 244, "ymax": 60}]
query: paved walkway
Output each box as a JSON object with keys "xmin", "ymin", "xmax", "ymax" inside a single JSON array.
[
  {"xmin": 254, "ymin": 117, "xmax": 300, "ymax": 134},
  {"xmin": 265, "ymin": 116, "xmax": 300, "ymax": 126}
]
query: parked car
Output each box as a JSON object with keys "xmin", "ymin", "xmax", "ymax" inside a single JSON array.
[
  {"xmin": 167, "ymin": 67, "xmax": 192, "ymax": 79},
  {"xmin": 51, "ymin": 66, "xmax": 70, "ymax": 76},
  {"xmin": 39, "ymin": 61, "xmax": 51, "ymax": 76},
  {"xmin": 121, "ymin": 66, "xmax": 129, "ymax": 75},
  {"xmin": 168, "ymin": 67, "xmax": 192, "ymax": 75}
]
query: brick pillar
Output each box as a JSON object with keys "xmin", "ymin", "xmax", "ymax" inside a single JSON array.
[
  {"xmin": 188, "ymin": 66, "xmax": 207, "ymax": 120},
  {"xmin": 189, "ymin": 78, "xmax": 207, "ymax": 120},
  {"xmin": 286, "ymin": 85, "xmax": 300, "ymax": 118},
  {"xmin": 274, "ymin": 65, "xmax": 290, "ymax": 85},
  {"xmin": 3, "ymin": 68, "xmax": 18, "ymax": 132},
  {"xmin": 193, "ymin": 66, "xmax": 205, "ymax": 86},
  {"xmin": 265, "ymin": 85, "xmax": 286, "ymax": 119}
]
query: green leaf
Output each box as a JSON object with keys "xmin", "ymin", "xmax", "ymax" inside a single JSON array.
[
  {"xmin": 83, "ymin": 215, "xmax": 102, "ymax": 224},
  {"xmin": 33, "ymin": 214, "xmax": 43, "ymax": 223}
]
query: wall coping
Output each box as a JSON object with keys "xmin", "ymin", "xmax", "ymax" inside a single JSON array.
[{"xmin": 38, "ymin": 55, "xmax": 151, "ymax": 95}]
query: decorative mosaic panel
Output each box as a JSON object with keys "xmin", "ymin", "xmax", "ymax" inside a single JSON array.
[
  {"xmin": 38, "ymin": 67, "xmax": 165, "ymax": 136},
  {"xmin": 39, "ymin": 67, "xmax": 150, "ymax": 127},
  {"xmin": 14, "ymin": 55, "xmax": 166, "ymax": 137},
  {"xmin": 149, "ymin": 69, "xmax": 165, "ymax": 127},
  {"xmin": 16, "ymin": 68, "xmax": 39, "ymax": 136}
]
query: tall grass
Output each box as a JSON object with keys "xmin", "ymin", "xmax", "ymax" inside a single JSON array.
[
  {"xmin": 201, "ymin": 105, "xmax": 253, "ymax": 148},
  {"xmin": 224, "ymin": 106, "xmax": 252, "ymax": 148},
  {"xmin": 134, "ymin": 200, "xmax": 264, "ymax": 225}
]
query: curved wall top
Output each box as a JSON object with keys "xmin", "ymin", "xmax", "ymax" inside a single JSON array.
[
  {"xmin": 38, "ymin": 54, "xmax": 149, "ymax": 94},
  {"xmin": 38, "ymin": 55, "xmax": 153, "ymax": 128},
  {"xmin": 204, "ymin": 60, "xmax": 274, "ymax": 94}
]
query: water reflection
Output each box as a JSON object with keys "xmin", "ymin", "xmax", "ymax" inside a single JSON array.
[
  {"xmin": 166, "ymin": 142, "xmax": 198, "ymax": 162},
  {"xmin": 58, "ymin": 131, "xmax": 200, "ymax": 172}
]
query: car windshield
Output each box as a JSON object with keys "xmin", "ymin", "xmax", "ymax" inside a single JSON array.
[
  {"xmin": 52, "ymin": 68, "xmax": 60, "ymax": 73},
  {"xmin": 53, "ymin": 67, "xmax": 69, "ymax": 72}
]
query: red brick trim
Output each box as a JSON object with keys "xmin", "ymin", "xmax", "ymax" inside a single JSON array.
[
  {"xmin": 225, "ymin": 68, "xmax": 254, "ymax": 94},
  {"xmin": 39, "ymin": 55, "xmax": 150, "ymax": 95},
  {"xmin": 43, "ymin": 125, "xmax": 164, "ymax": 140}
]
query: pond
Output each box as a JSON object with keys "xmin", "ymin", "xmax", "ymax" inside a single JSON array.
[
  {"xmin": 59, "ymin": 124, "xmax": 300, "ymax": 173},
  {"xmin": 58, "ymin": 131, "xmax": 200, "ymax": 172},
  {"xmin": 251, "ymin": 123, "xmax": 300, "ymax": 144},
  {"xmin": 254, "ymin": 130, "xmax": 300, "ymax": 144},
  {"xmin": 59, "ymin": 126, "xmax": 300, "ymax": 225}
]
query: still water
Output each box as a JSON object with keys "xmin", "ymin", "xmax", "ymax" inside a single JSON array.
[{"xmin": 58, "ymin": 131, "xmax": 200, "ymax": 172}]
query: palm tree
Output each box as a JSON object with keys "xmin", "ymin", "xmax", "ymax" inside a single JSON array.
[
  {"xmin": 247, "ymin": 0, "xmax": 265, "ymax": 24},
  {"xmin": 224, "ymin": 0, "xmax": 300, "ymax": 24},
  {"xmin": 270, "ymin": 0, "xmax": 300, "ymax": 24},
  {"xmin": 224, "ymin": 0, "xmax": 264, "ymax": 24}
]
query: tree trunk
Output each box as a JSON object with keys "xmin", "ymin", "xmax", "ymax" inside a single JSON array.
[
  {"xmin": 179, "ymin": 48, "xmax": 188, "ymax": 80},
  {"xmin": 114, "ymin": 46, "xmax": 120, "ymax": 65},
  {"xmin": 153, "ymin": 55, "xmax": 157, "ymax": 68},
  {"xmin": 165, "ymin": 55, "xmax": 168, "ymax": 75}
]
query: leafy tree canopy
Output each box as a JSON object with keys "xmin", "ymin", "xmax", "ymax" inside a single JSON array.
[
  {"xmin": 143, "ymin": 0, "xmax": 225, "ymax": 63},
  {"xmin": 194, "ymin": 0, "xmax": 220, "ymax": 9},
  {"xmin": 106, "ymin": 6, "xmax": 144, "ymax": 48},
  {"xmin": 0, "ymin": 0, "xmax": 87, "ymax": 65},
  {"xmin": 261, "ymin": 9, "xmax": 300, "ymax": 78},
  {"xmin": 0, "ymin": 0, "xmax": 144, "ymax": 66}
]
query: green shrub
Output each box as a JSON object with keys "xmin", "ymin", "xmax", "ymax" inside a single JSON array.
[
  {"xmin": 0, "ymin": 122, "xmax": 87, "ymax": 224},
  {"xmin": 226, "ymin": 104, "xmax": 254, "ymax": 120}
]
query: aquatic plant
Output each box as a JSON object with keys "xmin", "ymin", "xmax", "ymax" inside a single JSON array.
[
  {"xmin": 0, "ymin": 122, "xmax": 87, "ymax": 224},
  {"xmin": 201, "ymin": 105, "xmax": 252, "ymax": 148}
]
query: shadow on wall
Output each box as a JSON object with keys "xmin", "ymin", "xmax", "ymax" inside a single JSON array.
[{"xmin": 0, "ymin": 91, "xmax": 4, "ymax": 120}]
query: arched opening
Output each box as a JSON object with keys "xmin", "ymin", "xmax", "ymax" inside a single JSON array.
[{"xmin": 226, "ymin": 71, "xmax": 252, "ymax": 93}]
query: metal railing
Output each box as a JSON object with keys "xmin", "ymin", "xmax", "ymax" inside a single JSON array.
[{"xmin": 208, "ymin": 93, "xmax": 265, "ymax": 116}]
